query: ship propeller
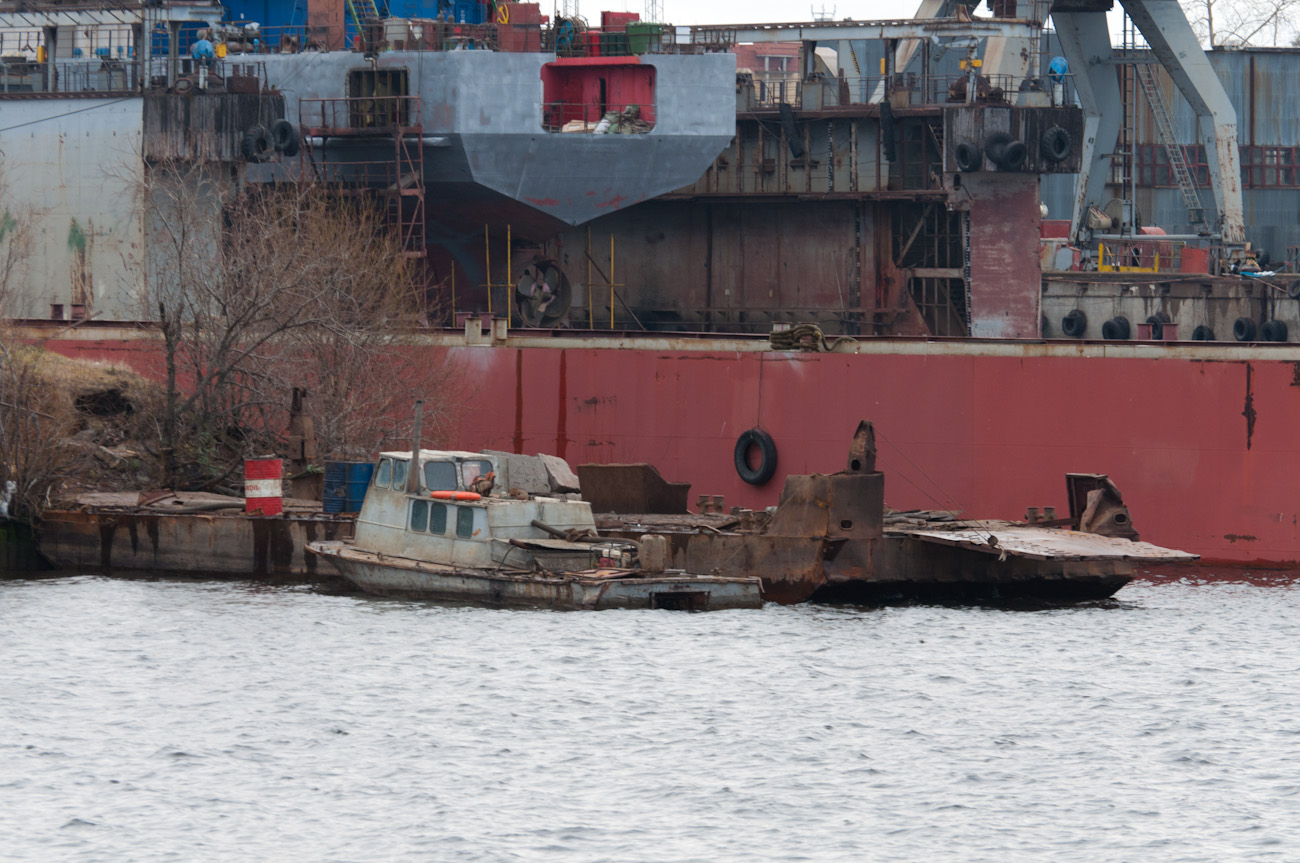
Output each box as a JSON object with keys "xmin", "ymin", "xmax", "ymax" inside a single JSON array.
[{"xmin": 515, "ymin": 260, "xmax": 572, "ymax": 328}]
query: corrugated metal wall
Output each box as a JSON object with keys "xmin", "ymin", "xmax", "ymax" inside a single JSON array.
[
  {"xmin": 0, "ymin": 98, "xmax": 147, "ymax": 321},
  {"xmin": 1041, "ymin": 43, "xmax": 1300, "ymax": 258}
]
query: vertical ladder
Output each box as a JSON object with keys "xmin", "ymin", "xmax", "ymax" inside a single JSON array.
[
  {"xmin": 298, "ymin": 95, "xmax": 425, "ymax": 259},
  {"xmin": 346, "ymin": 0, "xmax": 384, "ymax": 44},
  {"xmin": 1123, "ymin": 14, "xmax": 1205, "ymax": 229},
  {"xmin": 1133, "ymin": 62, "xmax": 1206, "ymax": 226},
  {"xmin": 1117, "ymin": 15, "xmax": 1138, "ymax": 233},
  {"xmin": 392, "ymin": 109, "xmax": 426, "ymax": 259}
]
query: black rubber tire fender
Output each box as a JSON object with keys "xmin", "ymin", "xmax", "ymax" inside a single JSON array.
[
  {"xmin": 270, "ymin": 119, "xmax": 300, "ymax": 157},
  {"xmin": 955, "ymin": 140, "xmax": 982, "ymax": 173},
  {"xmin": 1287, "ymin": 282, "xmax": 1300, "ymax": 300},
  {"xmin": 734, "ymin": 428, "xmax": 778, "ymax": 486},
  {"xmin": 1145, "ymin": 312, "xmax": 1171, "ymax": 339},
  {"xmin": 1233, "ymin": 317, "xmax": 1257, "ymax": 342},
  {"xmin": 1101, "ymin": 316, "xmax": 1130, "ymax": 340},
  {"xmin": 1040, "ymin": 125, "xmax": 1071, "ymax": 162},
  {"xmin": 984, "ymin": 132, "xmax": 1027, "ymax": 171},
  {"xmin": 241, "ymin": 124, "xmax": 274, "ymax": 163},
  {"xmin": 1191, "ymin": 325, "xmax": 1215, "ymax": 341},
  {"xmin": 999, "ymin": 140, "xmax": 1028, "ymax": 170},
  {"xmin": 1061, "ymin": 309, "xmax": 1087, "ymax": 338},
  {"xmin": 1263, "ymin": 320, "xmax": 1289, "ymax": 342}
]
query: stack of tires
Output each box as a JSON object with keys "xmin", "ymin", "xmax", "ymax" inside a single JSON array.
[{"xmin": 241, "ymin": 119, "xmax": 301, "ymax": 163}]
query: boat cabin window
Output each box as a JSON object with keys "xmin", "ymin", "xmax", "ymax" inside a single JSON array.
[
  {"xmin": 424, "ymin": 461, "xmax": 458, "ymax": 492},
  {"xmin": 408, "ymin": 499, "xmax": 448, "ymax": 535},
  {"xmin": 374, "ymin": 458, "xmax": 392, "ymax": 488},
  {"xmin": 392, "ymin": 459, "xmax": 409, "ymax": 490},
  {"xmin": 461, "ymin": 459, "xmax": 493, "ymax": 488},
  {"xmin": 456, "ymin": 506, "xmax": 475, "ymax": 539},
  {"xmin": 429, "ymin": 502, "xmax": 448, "ymax": 535},
  {"xmin": 410, "ymin": 499, "xmax": 429, "ymax": 532}
]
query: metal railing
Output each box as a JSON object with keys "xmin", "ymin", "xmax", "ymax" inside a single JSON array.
[
  {"xmin": 740, "ymin": 71, "xmax": 1077, "ymax": 110},
  {"xmin": 299, "ymin": 96, "xmax": 418, "ymax": 131},
  {"xmin": 1098, "ymin": 239, "xmax": 1186, "ymax": 273},
  {"xmin": 0, "ymin": 58, "xmax": 140, "ymax": 95},
  {"xmin": 0, "ymin": 57, "xmax": 271, "ymax": 96}
]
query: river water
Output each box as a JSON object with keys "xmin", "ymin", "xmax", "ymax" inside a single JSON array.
[{"xmin": 3, "ymin": 572, "xmax": 1300, "ymax": 863}]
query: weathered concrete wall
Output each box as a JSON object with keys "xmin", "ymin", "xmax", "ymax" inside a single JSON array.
[
  {"xmin": 0, "ymin": 97, "xmax": 146, "ymax": 321},
  {"xmin": 39, "ymin": 510, "xmax": 353, "ymax": 577}
]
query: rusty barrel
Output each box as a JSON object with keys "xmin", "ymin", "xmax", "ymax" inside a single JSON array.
[{"xmin": 244, "ymin": 458, "xmax": 284, "ymax": 516}]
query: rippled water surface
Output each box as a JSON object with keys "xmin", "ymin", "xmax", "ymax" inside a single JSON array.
[{"xmin": 4, "ymin": 573, "xmax": 1300, "ymax": 862}]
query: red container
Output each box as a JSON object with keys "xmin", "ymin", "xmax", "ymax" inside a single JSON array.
[
  {"xmin": 1180, "ymin": 246, "xmax": 1210, "ymax": 274},
  {"xmin": 244, "ymin": 458, "xmax": 284, "ymax": 516},
  {"xmin": 585, "ymin": 30, "xmax": 601, "ymax": 56},
  {"xmin": 601, "ymin": 10, "xmax": 639, "ymax": 31}
]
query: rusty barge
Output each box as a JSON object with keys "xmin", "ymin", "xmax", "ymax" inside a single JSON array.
[{"xmin": 588, "ymin": 422, "xmax": 1198, "ymax": 603}]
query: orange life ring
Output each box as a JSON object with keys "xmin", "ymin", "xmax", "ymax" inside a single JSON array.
[{"xmin": 431, "ymin": 490, "xmax": 482, "ymax": 501}]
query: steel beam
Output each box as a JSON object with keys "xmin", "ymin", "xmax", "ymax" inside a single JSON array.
[
  {"xmin": 1052, "ymin": 9, "xmax": 1123, "ymax": 244},
  {"xmin": 1120, "ymin": 0, "xmax": 1245, "ymax": 244},
  {"xmin": 0, "ymin": 3, "xmax": 220, "ymax": 28},
  {"xmin": 690, "ymin": 17, "xmax": 1041, "ymax": 44}
]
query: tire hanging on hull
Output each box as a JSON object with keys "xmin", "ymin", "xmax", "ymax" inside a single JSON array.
[{"xmin": 734, "ymin": 428, "xmax": 778, "ymax": 486}]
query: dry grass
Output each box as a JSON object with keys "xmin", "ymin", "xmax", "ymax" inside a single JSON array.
[{"xmin": 0, "ymin": 337, "xmax": 167, "ymax": 520}]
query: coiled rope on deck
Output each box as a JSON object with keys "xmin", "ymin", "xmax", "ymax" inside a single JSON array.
[{"xmin": 768, "ymin": 323, "xmax": 856, "ymax": 353}]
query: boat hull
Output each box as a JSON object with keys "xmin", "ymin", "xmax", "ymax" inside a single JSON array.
[{"xmin": 308, "ymin": 542, "xmax": 763, "ymax": 610}]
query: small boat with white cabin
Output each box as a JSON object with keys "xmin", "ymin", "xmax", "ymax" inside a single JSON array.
[{"xmin": 307, "ymin": 449, "xmax": 763, "ymax": 611}]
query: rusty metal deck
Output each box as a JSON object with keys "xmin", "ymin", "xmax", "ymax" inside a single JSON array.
[{"xmin": 889, "ymin": 521, "xmax": 1200, "ymax": 562}]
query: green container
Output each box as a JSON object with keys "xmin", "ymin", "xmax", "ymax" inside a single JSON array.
[
  {"xmin": 600, "ymin": 32, "xmax": 629, "ymax": 56},
  {"xmin": 626, "ymin": 22, "xmax": 663, "ymax": 55}
]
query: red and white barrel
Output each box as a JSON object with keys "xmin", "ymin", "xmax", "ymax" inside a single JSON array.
[{"xmin": 244, "ymin": 458, "xmax": 283, "ymax": 516}]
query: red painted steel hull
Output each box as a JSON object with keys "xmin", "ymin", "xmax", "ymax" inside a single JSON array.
[
  {"xmin": 443, "ymin": 347, "xmax": 1297, "ymax": 565},
  {"xmin": 38, "ymin": 333, "xmax": 1297, "ymax": 565}
]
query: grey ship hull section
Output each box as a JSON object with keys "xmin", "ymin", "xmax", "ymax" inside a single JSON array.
[{"xmin": 261, "ymin": 50, "xmax": 735, "ymax": 232}]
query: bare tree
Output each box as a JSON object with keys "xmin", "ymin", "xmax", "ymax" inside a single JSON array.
[
  {"xmin": 139, "ymin": 161, "xmax": 461, "ymax": 490},
  {"xmin": 0, "ymin": 184, "xmax": 61, "ymax": 522},
  {"xmin": 0, "ymin": 171, "xmax": 34, "ymax": 320},
  {"xmin": 1182, "ymin": 0, "xmax": 1300, "ymax": 46}
]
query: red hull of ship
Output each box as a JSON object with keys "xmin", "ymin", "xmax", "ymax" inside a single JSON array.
[{"xmin": 40, "ymin": 333, "xmax": 1299, "ymax": 565}]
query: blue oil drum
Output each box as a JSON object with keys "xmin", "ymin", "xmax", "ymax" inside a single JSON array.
[{"xmin": 323, "ymin": 461, "xmax": 374, "ymax": 513}]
